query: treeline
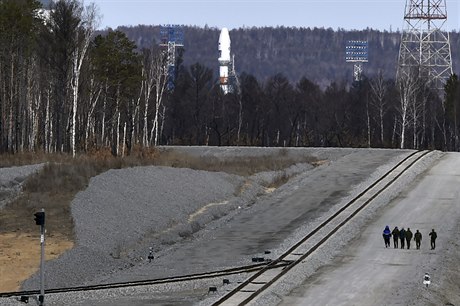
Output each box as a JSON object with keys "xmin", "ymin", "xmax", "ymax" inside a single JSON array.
[
  {"xmin": 118, "ymin": 25, "xmax": 460, "ymax": 87},
  {"xmin": 166, "ymin": 69, "xmax": 460, "ymax": 151},
  {"xmin": 0, "ymin": 0, "xmax": 459, "ymax": 157}
]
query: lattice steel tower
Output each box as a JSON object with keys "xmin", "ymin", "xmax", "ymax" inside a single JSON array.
[
  {"xmin": 397, "ymin": 0, "xmax": 453, "ymax": 91},
  {"xmin": 160, "ymin": 25, "xmax": 184, "ymax": 90}
]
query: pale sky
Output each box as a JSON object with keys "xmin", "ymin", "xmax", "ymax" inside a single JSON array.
[{"xmin": 91, "ymin": 0, "xmax": 460, "ymax": 31}]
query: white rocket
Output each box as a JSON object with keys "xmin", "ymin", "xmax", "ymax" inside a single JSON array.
[{"xmin": 218, "ymin": 28, "xmax": 231, "ymax": 94}]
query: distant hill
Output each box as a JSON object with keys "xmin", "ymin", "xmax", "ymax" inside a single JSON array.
[{"xmin": 117, "ymin": 25, "xmax": 460, "ymax": 86}]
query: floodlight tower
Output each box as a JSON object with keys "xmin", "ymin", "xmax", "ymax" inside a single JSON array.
[
  {"xmin": 159, "ymin": 25, "xmax": 184, "ymax": 90},
  {"xmin": 345, "ymin": 40, "xmax": 369, "ymax": 82},
  {"xmin": 397, "ymin": 0, "xmax": 453, "ymax": 91}
]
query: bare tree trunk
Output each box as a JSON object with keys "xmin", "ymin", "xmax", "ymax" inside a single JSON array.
[
  {"xmin": 70, "ymin": 4, "xmax": 99, "ymax": 157},
  {"xmin": 101, "ymin": 80, "xmax": 108, "ymax": 147},
  {"xmin": 116, "ymin": 112, "xmax": 120, "ymax": 156},
  {"xmin": 366, "ymin": 97, "xmax": 371, "ymax": 148},
  {"xmin": 29, "ymin": 72, "xmax": 40, "ymax": 152},
  {"xmin": 8, "ymin": 57, "xmax": 15, "ymax": 152},
  {"xmin": 45, "ymin": 85, "xmax": 51, "ymax": 153},
  {"xmin": 421, "ymin": 96, "xmax": 427, "ymax": 147},
  {"xmin": 398, "ymin": 71, "xmax": 419, "ymax": 149},
  {"xmin": 133, "ymin": 82, "xmax": 142, "ymax": 148},
  {"xmin": 237, "ymin": 95, "xmax": 243, "ymax": 145},
  {"xmin": 400, "ymin": 105, "xmax": 408, "ymax": 149},
  {"xmin": 112, "ymin": 86, "xmax": 121, "ymax": 156},
  {"xmin": 141, "ymin": 59, "xmax": 154, "ymax": 147},
  {"xmin": 159, "ymin": 104, "xmax": 166, "ymax": 144},
  {"xmin": 370, "ymin": 70, "xmax": 387, "ymax": 146},
  {"xmin": 84, "ymin": 82, "xmax": 101, "ymax": 151},
  {"xmin": 392, "ymin": 115, "xmax": 397, "ymax": 147},
  {"xmin": 150, "ymin": 51, "xmax": 167, "ymax": 146},
  {"xmin": 70, "ymin": 48, "xmax": 79, "ymax": 156},
  {"xmin": 122, "ymin": 122, "xmax": 126, "ymax": 157}
]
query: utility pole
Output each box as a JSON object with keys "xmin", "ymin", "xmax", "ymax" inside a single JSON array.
[{"xmin": 34, "ymin": 209, "xmax": 46, "ymax": 306}]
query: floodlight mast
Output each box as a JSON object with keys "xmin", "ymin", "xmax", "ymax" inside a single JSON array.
[
  {"xmin": 397, "ymin": 0, "xmax": 453, "ymax": 92},
  {"xmin": 345, "ymin": 40, "xmax": 368, "ymax": 82}
]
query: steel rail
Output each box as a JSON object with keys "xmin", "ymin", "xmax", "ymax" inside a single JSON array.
[
  {"xmin": 213, "ymin": 150, "xmax": 431, "ymax": 305},
  {"xmin": 0, "ymin": 261, "xmax": 291, "ymax": 298}
]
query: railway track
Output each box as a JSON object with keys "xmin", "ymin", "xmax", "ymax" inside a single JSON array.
[
  {"xmin": 1, "ymin": 150, "xmax": 431, "ymax": 305},
  {"xmin": 212, "ymin": 150, "xmax": 432, "ymax": 305},
  {"xmin": 0, "ymin": 260, "xmax": 288, "ymax": 299}
]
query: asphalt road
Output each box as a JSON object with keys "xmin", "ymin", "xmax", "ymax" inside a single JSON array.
[{"xmin": 279, "ymin": 152, "xmax": 460, "ymax": 306}]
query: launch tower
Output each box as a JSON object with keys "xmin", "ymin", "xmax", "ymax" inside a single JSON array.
[
  {"xmin": 397, "ymin": 0, "xmax": 453, "ymax": 91},
  {"xmin": 160, "ymin": 25, "xmax": 184, "ymax": 90},
  {"xmin": 345, "ymin": 40, "xmax": 369, "ymax": 82}
]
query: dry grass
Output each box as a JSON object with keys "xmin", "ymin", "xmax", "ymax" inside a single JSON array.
[{"xmin": 152, "ymin": 148, "xmax": 317, "ymax": 176}]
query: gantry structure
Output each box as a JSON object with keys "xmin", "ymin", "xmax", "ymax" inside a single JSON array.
[
  {"xmin": 159, "ymin": 25, "xmax": 184, "ymax": 90},
  {"xmin": 397, "ymin": 0, "xmax": 453, "ymax": 91}
]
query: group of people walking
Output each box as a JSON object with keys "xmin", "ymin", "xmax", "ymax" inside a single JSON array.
[{"xmin": 382, "ymin": 226, "xmax": 437, "ymax": 250}]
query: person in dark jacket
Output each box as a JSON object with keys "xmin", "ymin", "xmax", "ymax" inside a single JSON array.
[
  {"xmin": 399, "ymin": 227, "xmax": 406, "ymax": 249},
  {"xmin": 406, "ymin": 228, "xmax": 413, "ymax": 249},
  {"xmin": 429, "ymin": 229, "xmax": 437, "ymax": 250},
  {"xmin": 382, "ymin": 225, "xmax": 391, "ymax": 248},
  {"xmin": 391, "ymin": 226, "xmax": 400, "ymax": 248},
  {"xmin": 414, "ymin": 229, "xmax": 422, "ymax": 249}
]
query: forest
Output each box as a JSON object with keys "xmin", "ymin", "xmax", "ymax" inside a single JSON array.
[
  {"xmin": 0, "ymin": 0, "xmax": 459, "ymax": 157},
  {"xmin": 120, "ymin": 25, "xmax": 460, "ymax": 87}
]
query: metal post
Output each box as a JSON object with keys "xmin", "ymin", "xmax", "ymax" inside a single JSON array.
[{"xmin": 39, "ymin": 208, "xmax": 45, "ymax": 306}]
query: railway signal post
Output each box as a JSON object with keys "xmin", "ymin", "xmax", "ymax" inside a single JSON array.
[{"xmin": 34, "ymin": 209, "xmax": 46, "ymax": 306}]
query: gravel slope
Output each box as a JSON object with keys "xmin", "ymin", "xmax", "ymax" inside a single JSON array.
[
  {"xmin": 0, "ymin": 164, "xmax": 44, "ymax": 209},
  {"xmin": 22, "ymin": 166, "xmax": 246, "ymax": 289}
]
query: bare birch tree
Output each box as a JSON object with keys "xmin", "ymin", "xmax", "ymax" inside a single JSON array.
[
  {"xmin": 397, "ymin": 69, "xmax": 420, "ymax": 149},
  {"xmin": 370, "ymin": 70, "xmax": 388, "ymax": 145},
  {"xmin": 140, "ymin": 48, "xmax": 155, "ymax": 146},
  {"xmin": 149, "ymin": 51, "xmax": 168, "ymax": 146},
  {"xmin": 70, "ymin": 3, "xmax": 100, "ymax": 157},
  {"xmin": 84, "ymin": 74, "xmax": 101, "ymax": 151}
]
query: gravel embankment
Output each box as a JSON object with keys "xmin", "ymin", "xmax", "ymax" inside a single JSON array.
[
  {"xmin": 22, "ymin": 166, "xmax": 247, "ymax": 289},
  {"xmin": 0, "ymin": 164, "xmax": 44, "ymax": 209}
]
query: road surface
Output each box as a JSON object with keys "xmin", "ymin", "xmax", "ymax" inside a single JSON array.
[{"xmin": 279, "ymin": 152, "xmax": 460, "ymax": 306}]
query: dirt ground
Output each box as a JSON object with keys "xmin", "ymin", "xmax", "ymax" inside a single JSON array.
[
  {"xmin": 0, "ymin": 232, "xmax": 73, "ymax": 292},
  {"xmin": 0, "ymin": 181, "xmax": 75, "ymax": 292}
]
